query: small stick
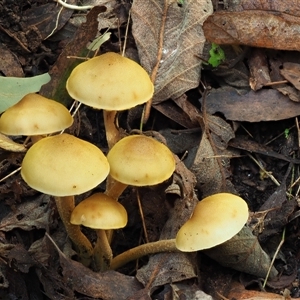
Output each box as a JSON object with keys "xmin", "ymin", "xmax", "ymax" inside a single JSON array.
[{"xmin": 55, "ymin": 0, "xmax": 94, "ymax": 10}]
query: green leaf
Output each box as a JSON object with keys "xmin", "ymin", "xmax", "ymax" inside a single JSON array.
[
  {"xmin": 0, "ymin": 73, "xmax": 51, "ymax": 113},
  {"xmin": 208, "ymin": 43, "xmax": 225, "ymax": 67},
  {"xmin": 87, "ymin": 32, "xmax": 111, "ymax": 51}
]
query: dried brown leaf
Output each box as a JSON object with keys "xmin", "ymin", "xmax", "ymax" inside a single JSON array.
[
  {"xmin": 131, "ymin": 0, "xmax": 213, "ymax": 103},
  {"xmin": 0, "ymin": 194, "xmax": 51, "ymax": 232},
  {"xmin": 248, "ymin": 48, "xmax": 271, "ymax": 91},
  {"xmin": 203, "ymin": 10, "xmax": 300, "ymax": 51},
  {"xmin": 184, "ymin": 114, "xmax": 235, "ymax": 196},
  {"xmin": 46, "ymin": 233, "xmax": 142, "ymax": 299},
  {"xmin": 205, "ymin": 88, "xmax": 300, "ymax": 122},
  {"xmin": 204, "ymin": 226, "xmax": 278, "ymax": 279},
  {"xmin": 280, "ymin": 62, "xmax": 300, "ymax": 91},
  {"xmin": 231, "ymin": 0, "xmax": 300, "ymax": 16},
  {"xmin": 228, "ymin": 281, "xmax": 300, "ymax": 300}
]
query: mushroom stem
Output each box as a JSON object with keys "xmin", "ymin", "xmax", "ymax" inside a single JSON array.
[
  {"xmin": 104, "ymin": 178, "xmax": 128, "ymax": 244},
  {"xmin": 93, "ymin": 229, "xmax": 113, "ymax": 271},
  {"xmin": 103, "ymin": 110, "xmax": 121, "ymax": 149},
  {"xmin": 105, "ymin": 177, "xmax": 128, "ymax": 200},
  {"xmin": 110, "ymin": 239, "xmax": 178, "ymax": 270},
  {"xmin": 54, "ymin": 196, "xmax": 93, "ymax": 266},
  {"xmin": 30, "ymin": 135, "xmax": 44, "ymax": 144}
]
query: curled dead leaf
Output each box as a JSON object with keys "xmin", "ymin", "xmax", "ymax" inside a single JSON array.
[{"xmin": 0, "ymin": 133, "xmax": 26, "ymax": 152}]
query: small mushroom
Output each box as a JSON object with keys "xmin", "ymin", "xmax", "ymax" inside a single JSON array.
[
  {"xmin": 71, "ymin": 193, "xmax": 127, "ymax": 271},
  {"xmin": 66, "ymin": 52, "xmax": 154, "ymax": 148},
  {"xmin": 0, "ymin": 93, "xmax": 73, "ymax": 143},
  {"xmin": 175, "ymin": 193, "xmax": 249, "ymax": 251},
  {"xmin": 106, "ymin": 134, "xmax": 176, "ymax": 199},
  {"xmin": 21, "ymin": 133, "xmax": 110, "ymax": 265}
]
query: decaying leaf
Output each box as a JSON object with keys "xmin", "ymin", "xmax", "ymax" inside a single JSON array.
[
  {"xmin": 204, "ymin": 226, "xmax": 278, "ymax": 279},
  {"xmin": 0, "ymin": 133, "xmax": 27, "ymax": 152},
  {"xmin": 228, "ymin": 281, "xmax": 300, "ymax": 300},
  {"xmin": 7, "ymin": 244, "xmax": 36, "ymax": 273},
  {"xmin": 0, "ymin": 44, "xmax": 24, "ymax": 77},
  {"xmin": 131, "ymin": 0, "xmax": 213, "ymax": 103},
  {"xmin": 46, "ymin": 233, "xmax": 142, "ymax": 300},
  {"xmin": 280, "ymin": 62, "xmax": 300, "ymax": 91},
  {"xmin": 203, "ymin": 10, "xmax": 300, "ymax": 50},
  {"xmin": 184, "ymin": 114, "xmax": 235, "ymax": 196},
  {"xmin": 205, "ymin": 88, "xmax": 300, "ymax": 122},
  {"xmin": 258, "ymin": 183, "xmax": 297, "ymax": 242},
  {"xmin": 248, "ymin": 48, "xmax": 271, "ymax": 91},
  {"xmin": 0, "ymin": 194, "xmax": 51, "ymax": 232},
  {"xmin": 170, "ymin": 283, "xmax": 213, "ymax": 300}
]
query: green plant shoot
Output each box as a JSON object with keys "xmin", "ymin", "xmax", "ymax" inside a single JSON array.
[
  {"xmin": 284, "ymin": 128, "xmax": 290, "ymax": 139},
  {"xmin": 208, "ymin": 43, "xmax": 225, "ymax": 67}
]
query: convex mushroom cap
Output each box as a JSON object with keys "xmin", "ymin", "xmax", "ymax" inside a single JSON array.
[
  {"xmin": 71, "ymin": 193, "xmax": 128, "ymax": 229},
  {"xmin": 66, "ymin": 52, "xmax": 154, "ymax": 110},
  {"xmin": 0, "ymin": 93, "xmax": 73, "ymax": 135},
  {"xmin": 21, "ymin": 133, "xmax": 109, "ymax": 196},
  {"xmin": 107, "ymin": 135, "xmax": 175, "ymax": 186},
  {"xmin": 176, "ymin": 193, "xmax": 249, "ymax": 252}
]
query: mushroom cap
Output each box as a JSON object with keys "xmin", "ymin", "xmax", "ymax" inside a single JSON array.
[
  {"xmin": 107, "ymin": 135, "xmax": 175, "ymax": 186},
  {"xmin": 70, "ymin": 193, "xmax": 128, "ymax": 229},
  {"xmin": 176, "ymin": 193, "xmax": 249, "ymax": 252},
  {"xmin": 0, "ymin": 93, "xmax": 73, "ymax": 135},
  {"xmin": 21, "ymin": 133, "xmax": 110, "ymax": 196},
  {"xmin": 66, "ymin": 52, "xmax": 154, "ymax": 111}
]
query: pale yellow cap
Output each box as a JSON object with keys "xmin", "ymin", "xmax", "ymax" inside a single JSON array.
[
  {"xmin": 21, "ymin": 133, "xmax": 109, "ymax": 196},
  {"xmin": 0, "ymin": 93, "xmax": 73, "ymax": 135},
  {"xmin": 66, "ymin": 52, "xmax": 154, "ymax": 110},
  {"xmin": 176, "ymin": 193, "xmax": 249, "ymax": 251},
  {"xmin": 107, "ymin": 135, "xmax": 175, "ymax": 186},
  {"xmin": 70, "ymin": 193, "xmax": 127, "ymax": 229}
]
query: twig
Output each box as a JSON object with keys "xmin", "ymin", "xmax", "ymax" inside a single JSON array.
[
  {"xmin": 55, "ymin": 0, "xmax": 94, "ymax": 10},
  {"xmin": 136, "ymin": 190, "xmax": 149, "ymax": 243},
  {"xmin": 0, "ymin": 167, "xmax": 22, "ymax": 183},
  {"xmin": 263, "ymin": 227, "xmax": 285, "ymax": 288},
  {"xmin": 45, "ymin": 2, "xmax": 64, "ymax": 39},
  {"xmin": 247, "ymin": 154, "xmax": 281, "ymax": 187},
  {"xmin": 122, "ymin": 9, "xmax": 131, "ymax": 57}
]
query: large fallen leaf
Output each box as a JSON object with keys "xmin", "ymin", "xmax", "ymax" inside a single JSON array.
[
  {"xmin": 0, "ymin": 73, "xmax": 50, "ymax": 113},
  {"xmin": 204, "ymin": 226, "xmax": 278, "ymax": 279},
  {"xmin": 205, "ymin": 88, "xmax": 300, "ymax": 122},
  {"xmin": 46, "ymin": 234, "xmax": 142, "ymax": 299},
  {"xmin": 203, "ymin": 10, "xmax": 300, "ymax": 50},
  {"xmin": 131, "ymin": 0, "xmax": 213, "ymax": 104}
]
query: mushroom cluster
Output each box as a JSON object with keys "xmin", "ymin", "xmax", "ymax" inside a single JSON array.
[
  {"xmin": 21, "ymin": 133, "xmax": 110, "ymax": 265},
  {"xmin": 4, "ymin": 53, "xmax": 253, "ymax": 276}
]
